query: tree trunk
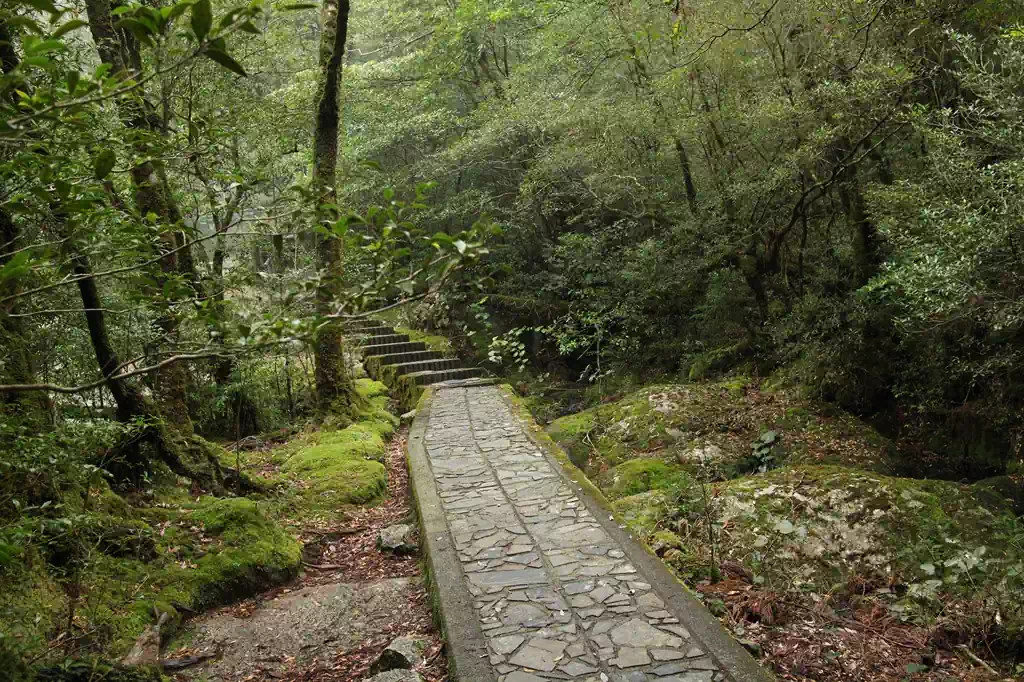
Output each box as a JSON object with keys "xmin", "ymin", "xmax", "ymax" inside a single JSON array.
[
  {"xmin": 311, "ymin": 0, "xmax": 355, "ymax": 416},
  {"xmin": 0, "ymin": 209, "xmax": 52, "ymax": 425},
  {"xmin": 0, "ymin": 27, "xmax": 52, "ymax": 425},
  {"xmin": 73, "ymin": 251, "xmax": 228, "ymax": 492},
  {"xmin": 86, "ymin": 0, "xmax": 194, "ymax": 431}
]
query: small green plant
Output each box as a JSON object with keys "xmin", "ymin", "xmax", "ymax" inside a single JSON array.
[{"xmin": 751, "ymin": 431, "xmax": 780, "ymax": 473}]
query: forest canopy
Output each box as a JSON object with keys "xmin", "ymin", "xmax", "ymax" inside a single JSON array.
[{"xmin": 2, "ymin": 0, "xmax": 1024, "ymax": 678}]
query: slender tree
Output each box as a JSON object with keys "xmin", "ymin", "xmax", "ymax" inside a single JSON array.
[
  {"xmin": 311, "ymin": 0, "xmax": 353, "ymax": 414},
  {"xmin": 85, "ymin": 0, "xmax": 195, "ymax": 429}
]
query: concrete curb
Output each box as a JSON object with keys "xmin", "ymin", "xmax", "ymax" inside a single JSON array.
[
  {"xmin": 406, "ymin": 387, "xmax": 497, "ymax": 682},
  {"xmin": 497, "ymin": 385, "xmax": 776, "ymax": 682}
]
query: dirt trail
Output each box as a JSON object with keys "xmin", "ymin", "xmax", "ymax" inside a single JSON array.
[{"xmin": 170, "ymin": 428, "xmax": 448, "ymax": 682}]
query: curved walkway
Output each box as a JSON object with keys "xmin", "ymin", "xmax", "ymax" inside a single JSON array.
[{"xmin": 407, "ymin": 383, "xmax": 773, "ymax": 682}]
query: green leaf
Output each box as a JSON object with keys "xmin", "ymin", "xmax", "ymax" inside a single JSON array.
[
  {"xmin": 905, "ymin": 663, "xmax": 928, "ymax": 674},
  {"xmin": 167, "ymin": 1, "xmax": 193, "ymax": 20},
  {"xmin": 66, "ymin": 69, "xmax": 80, "ymax": 95},
  {"xmin": 93, "ymin": 149, "xmax": 116, "ymax": 180},
  {"xmin": 5, "ymin": 16, "xmax": 44, "ymax": 34},
  {"xmin": 22, "ymin": 0, "xmax": 58, "ymax": 13},
  {"xmin": 25, "ymin": 39, "xmax": 66, "ymax": 56},
  {"xmin": 52, "ymin": 19, "xmax": 88, "ymax": 38},
  {"xmin": 115, "ymin": 18, "xmax": 155, "ymax": 44},
  {"xmin": 237, "ymin": 20, "xmax": 260, "ymax": 34},
  {"xmin": 204, "ymin": 48, "xmax": 247, "ymax": 76},
  {"xmin": 191, "ymin": 0, "xmax": 213, "ymax": 41}
]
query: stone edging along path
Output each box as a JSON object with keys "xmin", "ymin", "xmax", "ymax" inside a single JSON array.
[{"xmin": 406, "ymin": 382, "xmax": 774, "ymax": 682}]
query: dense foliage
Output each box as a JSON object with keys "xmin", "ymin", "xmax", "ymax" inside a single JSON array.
[
  {"xmin": 341, "ymin": 0, "xmax": 1024, "ymax": 479},
  {"xmin": 3, "ymin": 0, "xmax": 1024, "ymax": 676},
  {"xmin": 0, "ymin": 0, "xmax": 485, "ymax": 669}
]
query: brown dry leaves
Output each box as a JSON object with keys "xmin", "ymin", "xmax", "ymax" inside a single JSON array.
[{"xmin": 697, "ymin": 579, "xmax": 1009, "ymax": 682}]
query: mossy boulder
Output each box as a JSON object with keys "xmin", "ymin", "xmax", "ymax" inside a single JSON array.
[
  {"xmin": 80, "ymin": 497, "xmax": 301, "ymax": 656},
  {"xmin": 596, "ymin": 458, "xmax": 688, "ymax": 500},
  {"xmin": 546, "ymin": 381, "xmax": 898, "ymax": 478},
  {"xmin": 715, "ymin": 466, "xmax": 1019, "ymax": 589},
  {"xmin": 282, "ymin": 424, "xmax": 388, "ymax": 507},
  {"xmin": 187, "ymin": 498, "xmax": 302, "ymax": 604}
]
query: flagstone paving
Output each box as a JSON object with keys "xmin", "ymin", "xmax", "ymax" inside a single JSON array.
[{"xmin": 417, "ymin": 384, "xmax": 750, "ymax": 682}]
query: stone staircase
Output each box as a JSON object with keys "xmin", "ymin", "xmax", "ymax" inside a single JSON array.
[{"xmin": 349, "ymin": 320, "xmax": 485, "ymax": 407}]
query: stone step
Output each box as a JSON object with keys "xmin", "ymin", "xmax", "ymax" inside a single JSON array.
[
  {"xmin": 352, "ymin": 325, "xmax": 395, "ymax": 337},
  {"xmin": 405, "ymin": 367, "xmax": 484, "ymax": 386},
  {"xmin": 361, "ymin": 341, "xmax": 428, "ymax": 357},
  {"xmin": 371, "ymin": 350, "xmax": 446, "ymax": 366},
  {"xmin": 358, "ymin": 333, "xmax": 409, "ymax": 347},
  {"xmin": 347, "ymin": 319, "xmax": 382, "ymax": 329},
  {"xmin": 392, "ymin": 358, "xmax": 463, "ymax": 376}
]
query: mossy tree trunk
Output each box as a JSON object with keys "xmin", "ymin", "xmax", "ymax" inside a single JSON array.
[
  {"xmin": 311, "ymin": 0, "xmax": 356, "ymax": 416},
  {"xmin": 73, "ymin": 251, "xmax": 228, "ymax": 493},
  {"xmin": 0, "ymin": 25, "xmax": 52, "ymax": 426},
  {"xmin": 85, "ymin": 0, "xmax": 194, "ymax": 432}
]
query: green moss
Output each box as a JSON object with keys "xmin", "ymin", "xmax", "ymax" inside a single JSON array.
[
  {"xmin": 187, "ymin": 499, "xmax": 301, "ymax": 605},
  {"xmin": 597, "ymin": 458, "xmax": 688, "ymax": 499},
  {"xmin": 355, "ymin": 378, "xmax": 389, "ymax": 400},
  {"xmin": 398, "ymin": 327, "xmax": 453, "ymax": 356},
  {"xmin": 303, "ymin": 458, "xmax": 387, "ymax": 506},
  {"xmin": 546, "ymin": 381, "xmax": 898, "ymax": 478},
  {"xmin": 0, "ymin": 547, "xmax": 63, "ymax": 663},
  {"xmin": 281, "ymin": 426, "xmax": 388, "ymax": 507},
  {"xmin": 80, "ymin": 497, "xmax": 301, "ymax": 655},
  {"xmin": 311, "ymin": 427, "xmax": 386, "ymax": 463},
  {"xmin": 612, "ymin": 490, "xmax": 672, "ymax": 538}
]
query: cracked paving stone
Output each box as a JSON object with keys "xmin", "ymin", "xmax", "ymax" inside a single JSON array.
[
  {"xmin": 501, "ymin": 673, "xmax": 549, "ymax": 682},
  {"xmin": 610, "ymin": 647, "xmax": 651, "ymax": 668},
  {"xmin": 657, "ymin": 673, "xmax": 714, "ymax": 682},
  {"xmin": 651, "ymin": 649, "xmax": 686, "ymax": 661},
  {"xmin": 491, "ymin": 635, "xmax": 526, "ymax": 655},
  {"xmin": 610, "ymin": 619, "xmax": 684, "ymax": 648},
  {"xmin": 560, "ymin": 661, "xmax": 600, "ymax": 676},
  {"xmin": 507, "ymin": 643, "xmax": 563, "ymax": 671}
]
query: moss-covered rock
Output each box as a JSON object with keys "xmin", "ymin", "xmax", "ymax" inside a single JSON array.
[
  {"xmin": 546, "ymin": 381, "xmax": 899, "ymax": 478},
  {"xmin": 596, "ymin": 458, "xmax": 688, "ymax": 500},
  {"xmin": 79, "ymin": 496, "xmax": 301, "ymax": 655},
  {"xmin": 281, "ymin": 422, "xmax": 388, "ymax": 507},
  {"xmin": 187, "ymin": 498, "xmax": 302, "ymax": 604}
]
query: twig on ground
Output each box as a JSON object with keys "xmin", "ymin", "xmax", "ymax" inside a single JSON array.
[{"xmin": 956, "ymin": 645, "xmax": 999, "ymax": 676}]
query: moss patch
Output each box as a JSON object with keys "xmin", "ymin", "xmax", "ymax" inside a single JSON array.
[
  {"xmin": 596, "ymin": 458, "xmax": 689, "ymax": 500},
  {"xmin": 279, "ymin": 419, "xmax": 389, "ymax": 508},
  {"xmin": 398, "ymin": 327, "xmax": 453, "ymax": 356},
  {"xmin": 0, "ymin": 547, "xmax": 64, "ymax": 663},
  {"xmin": 81, "ymin": 496, "xmax": 301, "ymax": 655},
  {"xmin": 546, "ymin": 381, "xmax": 899, "ymax": 478}
]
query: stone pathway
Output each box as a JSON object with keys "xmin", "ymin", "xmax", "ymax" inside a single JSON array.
[{"xmin": 413, "ymin": 384, "xmax": 763, "ymax": 682}]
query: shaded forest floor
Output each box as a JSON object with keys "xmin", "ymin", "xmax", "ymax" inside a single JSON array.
[
  {"xmin": 523, "ymin": 377, "xmax": 1024, "ymax": 682},
  {"xmin": 1, "ymin": 379, "xmax": 449, "ymax": 681},
  {"xmin": 170, "ymin": 429, "xmax": 447, "ymax": 682}
]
